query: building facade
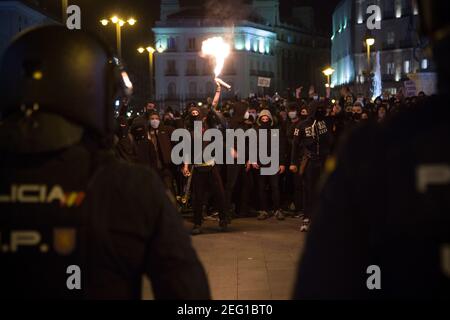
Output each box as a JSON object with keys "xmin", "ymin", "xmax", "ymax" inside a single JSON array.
[
  {"xmin": 0, "ymin": 1, "xmax": 57, "ymax": 59},
  {"xmin": 331, "ymin": 0, "xmax": 436, "ymax": 98},
  {"xmin": 152, "ymin": 0, "xmax": 329, "ymax": 110}
]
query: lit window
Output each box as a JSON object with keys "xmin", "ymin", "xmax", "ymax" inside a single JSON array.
[
  {"xmin": 421, "ymin": 59, "xmax": 428, "ymax": 70},
  {"xmin": 245, "ymin": 38, "xmax": 251, "ymax": 51},
  {"xmin": 253, "ymin": 40, "xmax": 258, "ymax": 52},
  {"xmin": 357, "ymin": 15, "xmax": 363, "ymax": 24},
  {"xmin": 259, "ymin": 38, "xmax": 265, "ymax": 53},
  {"xmin": 413, "ymin": 0, "xmax": 419, "ymax": 15},
  {"xmin": 404, "ymin": 60, "xmax": 410, "ymax": 74},
  {"xmin": 395, "ymin": 0, "xmax": 402, "ymax": 18}
]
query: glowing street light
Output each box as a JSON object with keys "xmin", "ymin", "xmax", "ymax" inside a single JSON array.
[
  {"xmin": 322, "ymin": 67, "xmax": 334, "ymax": 98},
  {"xmin": 322, "ymin": 67, "xmax": 335, "ymax": 86},
  {"xmin": 100, "ymin": 15, "xmax": 136, "ymax": 59},
  {"xmin": 366, "ymin": 37, "xmax": 375, "ymax": 47},
  {"xmin": 365, "ymin": 31, "xmax": 375, "ymax": 70}
]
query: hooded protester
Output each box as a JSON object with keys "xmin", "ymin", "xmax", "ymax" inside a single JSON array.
[
  {"xmin": 162, "ymin": 109, "xmax": 176, "ymax": 127},
  {"xmin": 290, "ymin": 101, "xmax": 331, "ymax": 231},
  {"xmin": 182, "ymin": 82, "xmax": 228, "ymax": 235},
  {"xmin": 185, "ymin": 105, "xmax": 202, "ymax": 131},
  {"xmin": 283, "ymin": 103, "xmax": 305, "ymax": 216},
  {"xmin": 349, "ymin": 101, "xmax": 364, "ymax": 128},
  {"xmin": 130, "ymin": 116, "xmax": 154, "ymax": 167},
  {"xmin": 113, "ymin": 115, "xmax": 135, "ymax": 162},
  {"xmin": 146, "ymin": 110, "xmax": 177, "ymax": 199},
  {"xmin": 250, "ymin": 109, "xmax": 288, "ymax": 221},
  {"xmin": 377, "ymin": 104, "xmax": 388, "ymax": 123},
  {"xmin": 224, "ymin": 101, "xmax": 253, "ymax": 219},
  {"xmin": 329, "ymin": 102, "xmax": 346, "ymax": 148}
]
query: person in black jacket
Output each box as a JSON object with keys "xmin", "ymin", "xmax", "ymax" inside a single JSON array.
[
  {"xmin": 224, "ymin": 101, "xmax": 252, "ymax": 219},
  {"xmin": 250, "ymin": 109, "xmax": 288, "ymax": 221},
  {"xmin": 0, "ymin": 26, "xmax": 209, "ymax": 299},
  {"xmin": 146, "ymin": 110, "xmax": 177, "ymax": 198},
  {"xmin": 290, "ymin": 101, "xmax": 331, "ymax": 232},
  {"xmin": 182, "ymin": 83, "xmax": 228, "ymax": 235},
  {"xmin": 113, "ymin": 115, "xmax": 135, "ymax": 162}
]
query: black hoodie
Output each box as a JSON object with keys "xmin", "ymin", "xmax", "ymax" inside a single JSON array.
[{"xmin": 291, "ymin": 102, "xmax": 331, "ymax": 164}]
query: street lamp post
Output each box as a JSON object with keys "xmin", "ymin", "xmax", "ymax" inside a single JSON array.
[
  {"xmin": 364, "ymin": 31, "xmax": 376, "ymax": 98},
  {"xmin": 322, "ymin": 67, "xmax": 335, "ymax": 98},
  {"xmin": 365, "ymin": 37, "xmax": 375, "ymax": 71},
  {"xmin": 138, "ymin": 46, "xmax": 156, "ymax": 101},
  {"xmin": 100, "ymin": 16, "xmax": 136, "ymax": 60}
]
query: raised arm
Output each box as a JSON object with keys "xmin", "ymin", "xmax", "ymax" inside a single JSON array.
[{"xmin": 211, "ymin": 79, "xmax": 222, "ymax": 109}]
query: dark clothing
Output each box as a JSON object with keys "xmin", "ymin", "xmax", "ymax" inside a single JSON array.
[
  {"xmin": 303, "ymin": 158, "xmax": 325, "ymax": 218},
  {"xmin": 225, "ymin": 163, "xmax": 247, "ymax": 215},
  {"xmin": 113, "ymin": 134, "xmax": 135, "ymax": 162},
  {"xmin": 192, "ymin": 166, "xmax": 226, "ymax": 226},
  {"xmin": 148, "ymin": 125, "xmax": 175, "ymax": 167},
  {"xmin": 294, "ymin": 95, "xmax": 450, "ymax": 299},
  {"xmin": 287, "ymin": 119, "xmax": 302, "ymax": 145},
  {"xmin": 257, "ymin": 173, "xmax": 280, "ymax": 211},
  {"xmin": 291, "ymin": 118, "xmax": 331, "ymax": 164},
  {"xmin": 0, "ymin": 145, "xmax": 210, "ymax": 299},
  {"xmin": 285, "ymin": 170, "xmax": 304, "ymax": 212},
  {"xmin": 330, "ymin": 112, "xmax": 346, "ymax": 151},
  {"xmin": 255, "ymin": 124, "xmax": 288, "ymax": 167}
]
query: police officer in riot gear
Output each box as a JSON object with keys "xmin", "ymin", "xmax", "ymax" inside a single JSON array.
[
  {"xmin": 0, "ymin": 26, "xmax": 210, "ymax": 299},
  {"xmin": 294, "ymin": 0, "xmax": 450, "ymax": 299}
]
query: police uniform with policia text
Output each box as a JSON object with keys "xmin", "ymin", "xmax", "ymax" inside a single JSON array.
[{"xmin": 0, "ymin": 26, "xmax": 209, "ymax": 299}]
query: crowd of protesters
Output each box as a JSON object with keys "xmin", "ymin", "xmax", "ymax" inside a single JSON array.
[{"xmin": 113, "ymin": 83, "xmax": 429, "ymax": 235}]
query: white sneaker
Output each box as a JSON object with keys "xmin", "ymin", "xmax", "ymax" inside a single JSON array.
[
  {"xmin": 275, "ymin": 209, "xmax": 285, "ymax": 221},
  {"xmin": 257, "ymin": 211, "xmax": 269, "ymax": 220},
  {"xmin": 300, "ymin": 219, "xmax": 310, "ymax": 232}
]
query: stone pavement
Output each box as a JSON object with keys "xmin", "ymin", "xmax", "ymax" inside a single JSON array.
[{"xmin": 143, "ymin": 217, "xmax": 306, "ymax": 300}]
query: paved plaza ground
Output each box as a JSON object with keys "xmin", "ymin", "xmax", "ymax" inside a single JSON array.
[{"xmin": 143, "ymin": 217, "xmax": 306, "ymax": 300}]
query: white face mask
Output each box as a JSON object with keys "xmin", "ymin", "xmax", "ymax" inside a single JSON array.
[
  {"xmin": 244, "ymin": 111, "xmax": 250, "ymax": 119},
  {"xmin": 150, "ymin": 119, "xmax": 160, "ymax": 129},
  {"xmin": 288, "ymin": 111, "xmax": 297, "ymax": 119}
]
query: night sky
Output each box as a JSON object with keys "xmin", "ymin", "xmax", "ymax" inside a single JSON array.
[
  {"xmin": 35, "ymin": 0, "xmax": 340, "ymax": 70},
  {"xmin": 33, "ymin": 0, "xmax": 339, "ymax": 105},
  {"xmin": 36, "ymin": 0, "xmax": 340, "ymax": 45}
]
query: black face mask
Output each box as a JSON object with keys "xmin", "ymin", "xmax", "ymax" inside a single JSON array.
[
  {"xmin": 117, "ymin": 125, "xmax": 128, "ymax": 139},
  {"xmin": 345, "ymin": 111, "xmax": 353, "ymax": 120},
  {"xmin": 260, "ymin": 121, "xmax": 271, "ymax": 128},
  {"xmin": 352, "ymin": 113, "xmax": 362, "ymax": 121},
  {"xmin": 131, "ymin": 127, "xmax": 146, "ymax": 141},
  {"xmin": 164, "ymin": 119, "xmax": 175, "ymax": 126},
  {"xmin": 315, "ymin": 109, "xmax": 326, "ymax": 120},
  {"xmin": 299, "ymin": 115, "xmax": 308, "ymax": 120}
]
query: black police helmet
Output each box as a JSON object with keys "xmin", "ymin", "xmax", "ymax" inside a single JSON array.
[{"xmin": 0, "ymin": 25, "xmax": 132, "ymax": 152}]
